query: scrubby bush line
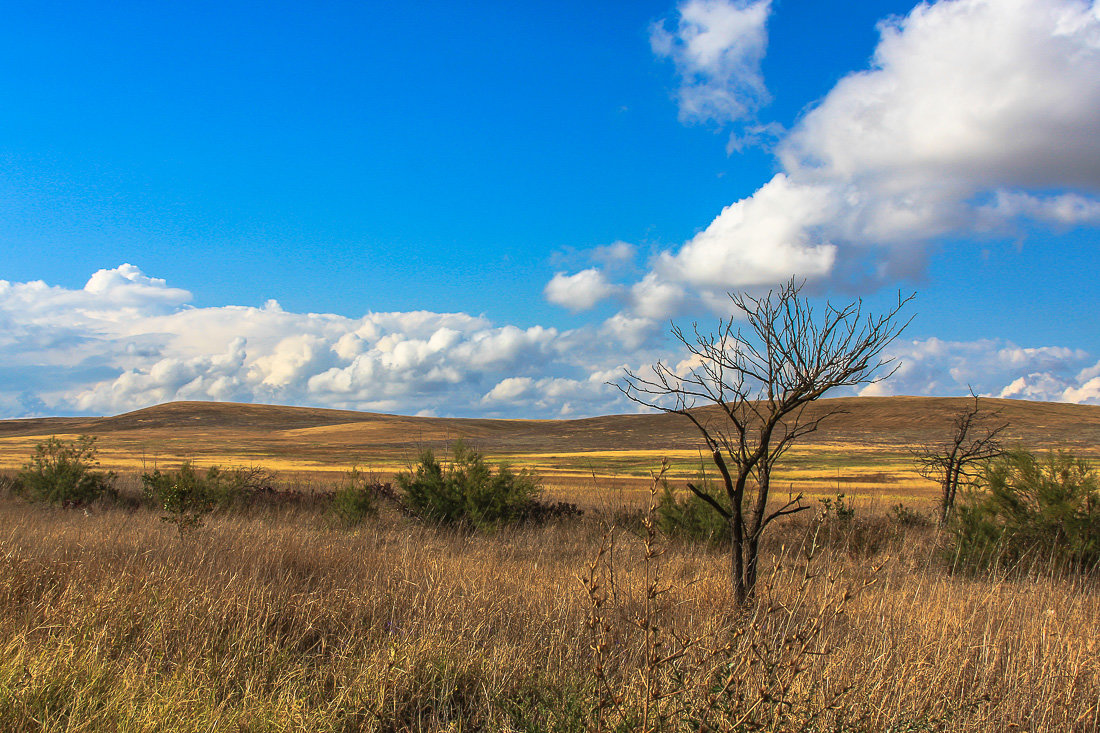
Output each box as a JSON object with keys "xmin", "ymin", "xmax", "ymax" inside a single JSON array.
[
  {"xmin": 657, "ymin": 479, "xmax": 937, "ymax": 562},
  {"xmin": 13, "ymin": 435, "xmax": 1100, "ymax": 583},
  {"xmin": 5, "ymin": 436, "xmax": 584, "ymax": 542}
]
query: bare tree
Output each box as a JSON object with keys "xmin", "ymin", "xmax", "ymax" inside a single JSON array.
[
  {"xmin": 912, "ymin": 390, "xmax": 1008, "ymax": 525},
  {"xmin": 617, "ymin": 279, "xmax": 913, "ymax": 605}
]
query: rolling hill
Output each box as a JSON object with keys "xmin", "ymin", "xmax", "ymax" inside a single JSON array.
[
  {"xmin": 2, "ymin": 397, "xmax": 1098, "ymax": 501},
  {"xmin": 1, "ymin": 396, "xmax": 1099, "ymax": 453}
]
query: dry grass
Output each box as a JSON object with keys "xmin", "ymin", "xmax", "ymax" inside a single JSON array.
[
  {"xmin": 0, "ymin": 478, "xmax": 1097, "ymax": 731},
  {"xmin": 3, "ymin": 396, "xmax": 1100, "ymax": 495}
]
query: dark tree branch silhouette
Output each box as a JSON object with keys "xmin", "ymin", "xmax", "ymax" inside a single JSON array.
[
  {"xmin": 912, "ymin": 390, "xmax": 1009, "ymax": 524},
  {"xmin": 617, "ymin": 278, "xmax": 913, "ymax": 605}
]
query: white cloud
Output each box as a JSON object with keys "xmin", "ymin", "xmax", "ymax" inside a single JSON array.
[
  {"xmin": 780, "ymin": 0, "xmax": 1100, "ymax": 192},
  {"xmin": 82, "ymin": 263, "xmax": 192, "ymax": 309},
  {"xmin": 3, "ymin": 267, "xmax": 1099, "ymax": 418},
  {"xmin": 627, "ymin": 0, "xmax": 1100, "ymax": 318},
  {"xmin": 998, "ymin": 374, "xmax": 1070, "ymax": 402},
  {"xmin": 482, "ymin": 377, "xmax": 534, "ymax": 404},
  {"xmin": 0, "ymin": 265, "xmax": 655, "ymax": 419},
  {"xmin": 995, "ymin": 345, "xmax": 1089, "ymax": 371},
  {"xmin": 0, "ymin": 263, "xmax": 191, "ymax": 330},
  {"xmin": 600, "ymin": 313, "xmax": 659, "ymax": 351},
  {"xmin": 1063, "ymin": 376, "xmax": 1100, "ymax": 404},
  {"xmin": 628, "ymin": 272, "xmax": 687, "ymax": 319},
  {"xmin": 252, "ymin": 334, "xmax": 338, "ymax": 388},
  {"xmin": 654, "ymin": 173, "xmax": 838, "ymax": 289},
  {"xmin": 73, "ymin": 338, "xmax": 252, "ymax": 414},
  {"xmin": 482, "ymin": 373, "xmax": 616, "ymax": 417},
  {"xmin": 996, "ymin": 354, "xmax": 1100, "ymax": 405},
  {"xmin": 544, "ymin": 268, "xmax": 619, "ymax": 311},
  {"xmin": 590, "ymin": 241, "xmax": 637, "ymax": 269},
  {"xmin": 863, "ymin": 337, "xmax": 1097, "ymax": 404},
  {"xmin": 977, "ymin": 191, "xmax": 1100, "ymax": 227},
  {"xmin": 782, "ymin": 0, "xmax": 1100, "ymax": 245},
  {"xmin": 651, "ymin": 0, "xmax": 773, "ymax": 126}
]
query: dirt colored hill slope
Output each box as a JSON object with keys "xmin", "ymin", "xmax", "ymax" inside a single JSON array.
[{"xmin": 2, "ymin": 396, "xmax": 1099, "ymax": 454}]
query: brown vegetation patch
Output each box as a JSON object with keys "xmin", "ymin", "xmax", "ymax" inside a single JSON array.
[{"xmin": 0, "ymin": 493, "xmax": 1095, "ymax": 730}]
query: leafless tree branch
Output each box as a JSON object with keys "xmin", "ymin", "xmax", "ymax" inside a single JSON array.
[
  {"xmin": 911, "ymin": 389, "xmax": 1009, "ymax": 523},
  {"xmin": 613, "ymin": 278, "xmax": 914, "ymax": 604}
]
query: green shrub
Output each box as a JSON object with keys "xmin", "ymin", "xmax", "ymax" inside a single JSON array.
[
  {"xmin": 949, "ymin": 449, "xmax": 1100, "ymax": 572},
  {"xmin": 655, "ymin": 480, "xmax": 731, "ymax": 544},
  {"xmin": 16, "ymin": 435, "xmax": 116, "ymax": 506},
  {"xmin": 888, "ymin": 502, "xmax": 932, "ymax": 528},
  {"xmin": 396, "ymin": 441, "xmax": 541, "ymax": 527},
  {"xmin": 819, "ymin": 492, "xmax": 856, "ymax": 523},
  {"xmin": 141, "ymin": 463, "xmax": 253, "ymax": 535},
  {"xmin": 329, "ymin": 467, "xmax": 380, "ymax": 526}
]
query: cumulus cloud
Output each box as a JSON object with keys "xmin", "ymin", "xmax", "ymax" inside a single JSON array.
[
  {"xmin": 480, "ymin": 373, "xmax": 617, "ymax": 417},
  {"xmin": 628, "ymin": 272, "xmax": 687, "ymax": 319},
  {"xmin": 779, "ymin": 0, "xmax": 1100, "ymax": 193},
  {"xmin": 82, "ymin": 264, "xmax": 192, "ymax": 309},
  {"xmin": 482, "ymin": 377, "xmax": 535, "ymax": 404},
  {"xmin": 2, "ymin": 266, "xmax": 1098, "ymax": 417},
  {"xmin": 862, "ymin": 337, "xmax": 1096, "ymax": 403},
  {"xmin": 591, "ymin": 0, "xmax": 1100, "ymax": 321},
  {"xmin": 73, "ymin": 338, "xmax": 253, "ymax": 414},
  {"xmin": 544, "ymin": 268, "xmax": 620, "ymax": 311},
  {"xmin": 0, "ymin": 264, "xmax": 191, "ymax": 331},
  {"xmin": 768, "ymin": 0, "xmax": 1100, "ymax": 259},
  {"xmin": 651, "ymin": 0, "xmax": 773, "ymax": 126},
  {"xmin": 1063, "ymin": 372, "xmax": 1100, "ymax": 403},
  {"xmin": 996, "ymin": 355, "xmax": 1100, "ymax": 405},
  {"xmin": 599, "ymin": 313, "xmax": 660, "ymax": 351},
  {"xmin": 654, "ymin": 174, "xmax": 838, "ymax": 289},
  {"xmin": 0, "ymin": 265, "xmax": 664, "ymax": 419}
]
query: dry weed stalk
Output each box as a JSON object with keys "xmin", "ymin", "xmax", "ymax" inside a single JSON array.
[{"xmin": 583, "ymin": 461, "xmax": 882, "ymax": 732}]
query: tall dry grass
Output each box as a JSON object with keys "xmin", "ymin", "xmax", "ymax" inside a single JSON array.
[{"xmin": 0, "ymin": 482, "xmax": 1096, "ymax": 731}]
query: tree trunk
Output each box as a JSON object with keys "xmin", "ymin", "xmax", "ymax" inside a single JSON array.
[
  {"xmin": 744, "ymin": 534, "xmax": 760, "ymax": 603},
  {"xmin": 939, "ymin": 461, "xmax": 962, "ymax": 524},
  {"xmin": 730, "ymin": 517, "xmax": 747, "ymax": 605},
  {"xmin": 939, "ymin": 476, "xmax": 951, "ymax": 524}
]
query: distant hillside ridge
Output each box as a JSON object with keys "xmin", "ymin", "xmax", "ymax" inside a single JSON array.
[{"xmin": 1, "ymin": 397, "xmax": 1099, "ymax": 452}]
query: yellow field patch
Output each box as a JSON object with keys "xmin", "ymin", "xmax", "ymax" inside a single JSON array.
[{"xmin": 0, "ymin": 428, "xmax": 946, "ymax": 508}]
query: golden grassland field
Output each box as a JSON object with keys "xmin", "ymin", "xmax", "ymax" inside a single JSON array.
[
  {"xmin": 0, "ymin": 439, "xmax": 941, "ymax": 509},
  {"xmin": 1, "ymin": 483, "xmax": 1098, "ymax": 731},
  {"xmin": 1, "ymin": 397, "xmax": 1100, "ymax": 731},
  {"xmin": 3, "ymin": 395, "xmax": 1099, "ymax": 509}
]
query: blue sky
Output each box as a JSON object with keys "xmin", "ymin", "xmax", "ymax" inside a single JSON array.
[{"xmin": 2, "ymin": 0, "xmax": 1100, "ymax": 418}]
